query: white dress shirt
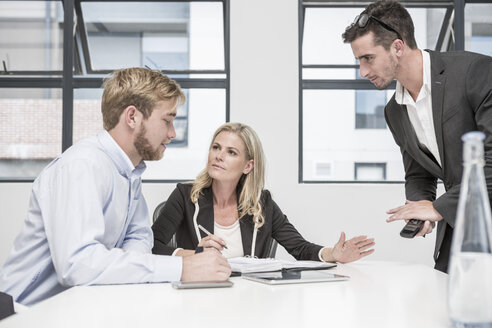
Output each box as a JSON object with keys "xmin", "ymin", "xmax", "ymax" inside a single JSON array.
[
  {"xmin": 0, "ymin": 131, "xmax": 182, "ymax": 306},
  {"xmin": 395, "ymin": 50, "xmax": 441, "ymax": 166}
]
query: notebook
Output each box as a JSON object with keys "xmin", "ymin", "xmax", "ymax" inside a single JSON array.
[
  {"xmin": 242, "ymin": 270, "xmax": 349, "ymax": 285},
  {"xmin": 228, "ymin": 257, "xmax": 336, "ymax": 274}
]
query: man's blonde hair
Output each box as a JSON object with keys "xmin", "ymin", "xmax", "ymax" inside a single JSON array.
[
  {"xmin": 101, "ymin": 67, "xmax": 185, "ymax": 130},
  {"xmin": 190, "ymin": 122, "xmax": 266, "ymax": 227}
]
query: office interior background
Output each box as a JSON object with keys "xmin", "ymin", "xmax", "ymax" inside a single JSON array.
[{"xmin": 0, "ymin": 0, "xmax": 491, "ymax": 268}]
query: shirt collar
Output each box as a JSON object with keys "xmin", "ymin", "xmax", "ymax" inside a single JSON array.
[
  {"xmin": 395, "ymin": 49, "xmax": 431, "ymax": 105},
  {"xmin": 97, "ymin": 130, "xmax": 146, "ymax": 179}
]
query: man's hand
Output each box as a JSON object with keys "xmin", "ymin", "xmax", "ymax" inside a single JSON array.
[
  {"xmin": 414, "ymin": 220, "xmax": 436, "ymax": 237},
  {"xmin": 326, "ymin": 232, "xmax": 375, "ymax": 263},
  {"xmin": 387, "ymin": 200, "xmax": 443, "ymax": 222},
  {"xmin": 386, "ymin": 200, "xmax": 441, "ymax": 237},
  {"xmin": 181, "ymin": 251, "xmax": 231, "ymax": 282}
]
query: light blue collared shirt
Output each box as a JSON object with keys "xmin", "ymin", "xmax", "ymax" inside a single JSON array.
[{"xmin": 0, "ymin": 131, "xmax": 182, "ymax": 306}]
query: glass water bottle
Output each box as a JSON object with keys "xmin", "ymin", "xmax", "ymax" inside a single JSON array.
[{"xmin": 448, "ymin": 131, "xmax": 492, "ymax": 328}]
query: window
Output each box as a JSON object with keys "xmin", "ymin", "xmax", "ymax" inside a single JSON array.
[
  {"xmin": 354, "ymin": 163, "xmax": 386, "ymax": 181},
  {"xmin": 355, "ymin": 90, "xmax": 386, "ymax": 129},
  {"xmin": 0, "ymin": 88, "xmax": 61, "ymax": 178},
  {"xmin": 300, "ymin": 2, "xmax": 453, "ymax": 182},
  {"xmin": 0, "ymin": 1, "xmax": 63, "ymax": 72},
  {"xmin": 0, "ymin": 0, "xmax": 229, "ymax": 181},
  {"xmin": 355, "ymin": 68, "xmax": 386, "ymax": 129},
  {"xmin": 465, "ymin": 4, "xmax": 492, "ymax": 56}
]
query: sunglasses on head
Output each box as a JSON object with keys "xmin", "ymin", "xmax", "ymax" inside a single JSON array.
[{"xmin": 352, "ymin": 13, "xmax": 403, "ymax": 42}]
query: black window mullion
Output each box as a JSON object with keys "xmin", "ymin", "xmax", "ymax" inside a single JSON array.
[
  {"xmin": 0, "ymin": 77, "xmax": 63, "ymax": 88},
  {"xmin": 224, "ymin": 0, "xmax": 230, "ymax": 122},
  {"xmin": 62, "ymin": 0, "xmax": 75, "ymax": 152},
  {"xmin": 454, "ymin": 0, "xmax": 466, "ymax": 50},
  {"xmin": 298, "ymin": 0, "xmax": 305, "ymax": 183},
  {"xmin": 74, "ymin": 0, "xmax": 92, "ymax": 74},
  {"xmin": 302, "ymin": 79, "xmax": 396, "ymax": 90}
]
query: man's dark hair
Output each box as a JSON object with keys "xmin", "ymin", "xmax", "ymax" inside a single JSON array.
[{"xmin": 342, "ymin": 0, "xmax": 417, "ymax": 50}]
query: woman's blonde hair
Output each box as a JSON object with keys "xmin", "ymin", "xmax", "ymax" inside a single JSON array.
[{"xmin": 190, "ymin": 122, "xmax": 266, "ymax": 227}]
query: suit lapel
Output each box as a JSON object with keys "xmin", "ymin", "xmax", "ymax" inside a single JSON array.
[
  {"xmin": 196, "ymin": 188, "xmax": 215, "ymax": 243},
  {"xmin": 239, "ymin": 215, "xmax": 254, "ymax": 256},
  {"xmin": 428, "ymin": 50, "xmax": 446, "ymax": 172}
]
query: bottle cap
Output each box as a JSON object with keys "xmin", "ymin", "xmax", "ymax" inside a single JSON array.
[{"xmin": 461, "ymin": 131, "xmax": 485, "ymax": 143}]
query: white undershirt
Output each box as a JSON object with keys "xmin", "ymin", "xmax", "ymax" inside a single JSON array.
[
  {"xmin": 214, "ymin": 220, "xmax": 244, "ymax": 259},
  {"xmin": 395, "ymin": 50, "xmax": 441, "ymax": 167}
]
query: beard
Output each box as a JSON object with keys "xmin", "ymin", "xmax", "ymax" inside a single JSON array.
[
  {"xmin": 134, "ymin": 124, "xmax": 163, "ymax": 161},
  {"xmin": 374, "ymin": 53, "xmax": 399, "ymax": 90}
]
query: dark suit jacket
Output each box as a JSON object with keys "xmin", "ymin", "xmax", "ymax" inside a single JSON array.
[
  {"xmin": 152, "ymin": 183, "xmax": 323, "ymax": 260},
  {"xmin": 385, "ymin": 50, "xmax": 492, "ymax": 272}
]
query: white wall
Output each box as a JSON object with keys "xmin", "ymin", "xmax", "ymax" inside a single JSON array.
[{"xmin": 0, "ymin": 0, "xmax": 439, "ymax": 268}]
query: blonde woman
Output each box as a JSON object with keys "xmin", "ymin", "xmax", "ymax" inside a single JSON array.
[{"xmin": 152, "ymin": 123, "xmax": 375, "ymax": 263}]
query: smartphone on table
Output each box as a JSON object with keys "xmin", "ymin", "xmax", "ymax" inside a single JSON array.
[{"xmin": 171, "ymin": 280, "xmax": 233, "ymax": 289}]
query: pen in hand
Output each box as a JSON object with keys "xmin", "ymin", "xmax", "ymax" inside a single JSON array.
[{"xmin": 198, "ymin": 224, "xmax": 228, "ymax": 249}]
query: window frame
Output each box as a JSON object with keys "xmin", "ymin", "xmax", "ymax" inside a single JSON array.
[{"xmin": 0, "ymin": 0, "xmax": 230, "ymax": 183}]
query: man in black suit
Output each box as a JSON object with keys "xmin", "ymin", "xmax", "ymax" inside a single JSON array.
[{"xmin": 342, "ymin": 0, "xmax": 492, "ymax": 273}]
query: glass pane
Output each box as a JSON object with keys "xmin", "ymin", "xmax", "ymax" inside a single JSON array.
[
  {"xmin": 81, "ymin": 2, "xmax": 224, "ymax": 71},
  {"xmin": 302, "ymin": 7, "xmax": 447, "ymax": 69},
  {"xmin": 355, "ymin": 163, "xmax": 386, "ymax": 180},
  {"xmin": 303, "ymin": 8, "xmax": 361, "ymax": 66},
  {"xmin": 143, "ymin": 89, "xmax": 226, "ymax": 180},
  {"xmin": 354, "ymin": 67, "xmax": 387, "ymax": 129},
  {"xmin": 355, "ymin": 90, "xmax": 387, "ymax": 129},
  {"xmin": 302, "ymin": 68, "xmax": 355, "ymax": 80},
  {"xmin": 73, "ymin": 89, "xmax": 104, "ymax": 144},
  {"xmin": 74, "ymin": 88, "xmax": 226, "ymax": 181},
  {"xmin": 465, "ymin": 4, "xmax": 492, "ymax": 56},
  {"xmin": 302, "ymin": 90, "xmax": 403, "ymax": 182},
  {"xmin": 0, "ymin": 88, "xmax": 62, "ymax": 178},
  {"xmin": 0, "ymin": 1, "xmax": 63, "ymax": 72}
]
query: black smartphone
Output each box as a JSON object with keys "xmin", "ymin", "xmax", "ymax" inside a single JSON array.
[{"xmin": 400, "ymin": 219, "xmax": 424, "ymax": 238}]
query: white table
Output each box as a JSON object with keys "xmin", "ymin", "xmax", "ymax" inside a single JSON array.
[{"xmin": 0, "ymin": 261, "xmax": 451, "ymax": 328}]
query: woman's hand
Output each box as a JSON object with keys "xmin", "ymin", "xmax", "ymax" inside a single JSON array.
[
  {"xmin": 326, "ymin": 232, "xmax": 375, "ymax": 263},
  {"xmin": 198, "ymin": 235, "xmax": 227, "ymax": 252}
]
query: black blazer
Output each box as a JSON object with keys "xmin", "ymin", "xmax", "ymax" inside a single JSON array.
[
  {"xmin": 385, "ymin": 50, "xmax": 492, "ymax": 272},
  {"xmin": 152, "ymin": 183, "xmax": 323, "ymax": 260}
]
